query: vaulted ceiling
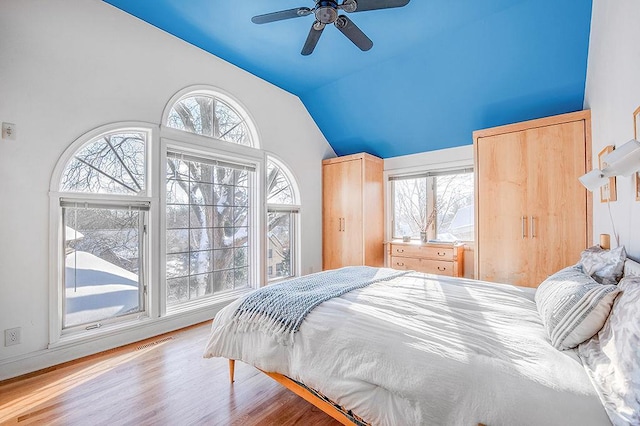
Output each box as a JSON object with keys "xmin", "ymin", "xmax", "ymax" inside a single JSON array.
[{"xmin": 103, "ymin": 0, "xmax": 593, "ymax": 158}]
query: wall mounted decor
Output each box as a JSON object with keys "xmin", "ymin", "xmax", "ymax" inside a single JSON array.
[{"xmin": 598, "ymin": 145, "xmax": 617, "ymax": 202}]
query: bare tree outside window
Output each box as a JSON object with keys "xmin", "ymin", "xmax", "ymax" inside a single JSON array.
[
  {"xmin": 393, "ymin": 171, "xmax": 474, "ymax": 241},
  {"xmin": 59, "ymin": 130, "xmax": 149, "ymax": 329},
  {"xmin": 166, "ymin": 156, "xmax": 251, "ymax": 305},
  {"xmin": 167, "ymin": 95, "xmax": 252, "ymax": 146},
  {"xmin": 61, "ymin": 132, "xmax": 146, "ymax": 194}
]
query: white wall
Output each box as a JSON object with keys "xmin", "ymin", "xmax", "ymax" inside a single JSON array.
[
  {"xmin": 584, "ymin": 0, "xmax": 640, "ymax": 260},
  {"xmin": 0, "ymin": 0, "xmax": 333, "ymax": 378}
]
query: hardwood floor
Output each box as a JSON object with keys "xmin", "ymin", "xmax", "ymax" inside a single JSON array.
[{"xmin": 0, "ymin": 323, "xmax": 340, "ymax": 425}]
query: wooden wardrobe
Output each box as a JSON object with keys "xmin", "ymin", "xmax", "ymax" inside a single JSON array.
[
  {"xmin": 322, "ymin": 153, "xmax": 384, "ymax": 270},
  {"xmin": 474, "ymin": 111, "xmax": 592, "ymax": 287}
]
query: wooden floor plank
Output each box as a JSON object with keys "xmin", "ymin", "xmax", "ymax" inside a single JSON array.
[{"xmin": 0, "ymin": 323, "xmax": 340, "ymax": 425}]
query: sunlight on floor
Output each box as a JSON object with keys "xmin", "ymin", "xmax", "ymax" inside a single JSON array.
[{"xmin": 0, "ymin": 340, "xmax": 169, "ymax": 424}]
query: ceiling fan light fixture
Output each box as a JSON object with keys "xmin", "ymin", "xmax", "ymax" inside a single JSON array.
[{"xmin": 315, "ymin": 2, "xmax": 339, "ymax": 24}]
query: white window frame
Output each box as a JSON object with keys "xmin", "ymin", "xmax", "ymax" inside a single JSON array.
[
  {"xmin": 47, "ymin": 87, "xmax": 268, "ymax": 349},
  {"xmin": 160, "ymin": 136, "xmax": 264, "ymax": 316},
  {"xmin": 160, "ymin": 85, "xmax": 261, "ymax": 150},
  {"xmin": 266, "ymin": 155, "xmax": 301, "ymax": 283},
  {"xmin": 48, "ymin": 122, "xmax": 157, "ymax": 348},
  {"xmin": 386, "ymin": 165, "xmax": 475, "ymax": 243}
]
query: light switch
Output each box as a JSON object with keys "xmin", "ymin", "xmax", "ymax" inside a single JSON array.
[{"xmin": 2, "ymin": 122, "xmax": 16, "ymax": 140}]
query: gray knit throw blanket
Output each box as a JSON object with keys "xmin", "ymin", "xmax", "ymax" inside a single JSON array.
[{"xmin": 233, "ymin": 266, "xmax": 409, "ymax": 344}]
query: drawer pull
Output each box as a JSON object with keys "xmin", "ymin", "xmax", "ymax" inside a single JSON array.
[
  {"xmin": 396, "ymin": 262, "xmax": 405, "ymax": 267},
  {"xmin": 396, "ymin": 249, "xmax": 404, "ymax": 253},
  {"xmin": 437, "ymin": 266, "xmax": 447, "ymax": 271},
  {"xmin": 437, "ymin": 251, "xmax": 446, "ymax": 257}
]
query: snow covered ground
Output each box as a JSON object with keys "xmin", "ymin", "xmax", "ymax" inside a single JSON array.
[{"xmin": 65, "ymin": 251, "xmax": 140, "ymax": 327}]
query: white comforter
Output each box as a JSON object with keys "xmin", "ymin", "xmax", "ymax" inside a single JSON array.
[{"xmin": 203, "ymin": 272, "xmax": 610, "ymax": 425}]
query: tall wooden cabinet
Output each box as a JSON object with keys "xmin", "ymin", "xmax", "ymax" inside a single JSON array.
[
  {"xmin": 323, "ymin": 153, "xmax": 384, "ymax": 270},
  {"xmin": 474, "ymin": 111, "xmax": 592, "ymax": 287}
]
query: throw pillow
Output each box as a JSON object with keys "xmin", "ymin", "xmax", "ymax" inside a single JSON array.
[{"xmin": 535, "ymin": 265, "xmax": 620, "ymax": 350}]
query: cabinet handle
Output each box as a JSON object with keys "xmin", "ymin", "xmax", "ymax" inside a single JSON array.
[
  {"xmin": 521, "ymin": 216, "xmax": 527, "ymax": 239},
  {"xmin": 396, "ymin": 262, "xmax": 405, "ymax": 267},
  {"xmin": 396, "ymin": 248, "xmax": 404, "ymax": 253},
  {"xmin": 437, "ymin": 266, "xmax": 446, "ymax": 271},
  {"xmin": 437, "ymin": 251, "xmax": 446, "ymax": 257},
  {"xmin": 338, "ymin": 218, "xmax": 342, "ymax": 232},
  {"xmin": 530, "ymin": 216, "xmax": 535, "ymax": 238}
]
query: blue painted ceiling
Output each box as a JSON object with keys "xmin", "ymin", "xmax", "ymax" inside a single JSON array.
[{"xmin": 103, "ymin": 0, "xmax": 592, "ymax": 158}]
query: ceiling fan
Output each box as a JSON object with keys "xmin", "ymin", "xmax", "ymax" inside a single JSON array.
[{"xmin": 251, "ymin": 0, "xmax": 411, "ymax": 56}]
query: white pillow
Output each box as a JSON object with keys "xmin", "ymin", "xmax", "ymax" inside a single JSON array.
[
  {"xmin": 580, "ymin": 245, "xmax": 626, "ymax": 285},
  {"xmin": 578, "ymin": 276, "xmax": 640, "ymax": 426},
  {"xmin": 535, "ymin": 266, "xmax": 621, "ymax": 350}
]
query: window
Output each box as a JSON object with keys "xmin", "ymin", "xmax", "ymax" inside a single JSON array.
[
  {"xmin": 57, "ymin": 129, "xmax": 150, "ymax": 331},
  {"xmin": 266, "ymin": 158, "xmax": 300, "ymax": 281},
  {"xmin": 165, "ymin": 152, "xmax": 254, "ymax": 306},
  {"xmin": 391, "ymin": 169, "xmax": 474, "ymax": 242},
  {"xmin": 51, "ymin": 87, "xmax": 267, "ymax": 345},
  {"xmin": 166, "ymin": 93, "xmax": 254, "ymax": 147}
]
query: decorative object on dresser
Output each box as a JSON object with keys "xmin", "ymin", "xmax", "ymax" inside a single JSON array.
[
  {"xmin": 388, "ymin": 241, "xmax": 464, "ymax": 277},
  {"xmin": 474, "ymin": 110, "xmax": 592, "ymax": 287},
  {"xmin": 322, "ymin": 153, "xmax": 384, "ymax": 270}
]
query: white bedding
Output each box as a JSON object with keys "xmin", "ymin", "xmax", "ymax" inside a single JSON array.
[{"xmin": 203, "ymin": 271, "xmax": 610, "ymax": 425}]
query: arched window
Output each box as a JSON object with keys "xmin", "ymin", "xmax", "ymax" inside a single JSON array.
[
  {"xmin": 55, "ymin": 127, "xmax": 151, "ymax": 333},
  {"xmin": 61, "ymin": 131, "xmax": 147, "ymax": 194},
  {"xmin": 165, "ymin": 91, "xmax": 256, "ymax": 147},
  {"xmin": 266, "ymin": 157, "xmax": 300, "ymax": 281}
]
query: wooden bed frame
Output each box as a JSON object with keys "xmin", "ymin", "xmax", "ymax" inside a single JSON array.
[{"xmin": 228, "ymin": 359, "xmax": 355, "ymax": 425}]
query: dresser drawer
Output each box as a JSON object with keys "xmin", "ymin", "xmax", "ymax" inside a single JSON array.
[
  {"xmin": 390, "ymin": 244, "xmax": 454, "ymax": 261},
  {"xmin": 390, "ymin": 256, "xmax": 455, "ymax": 276}
]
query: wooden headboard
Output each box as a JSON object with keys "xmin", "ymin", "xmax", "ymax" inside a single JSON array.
[{"xmin": 624, "ymin": 258, "xmax": 640, "ymax": 277}]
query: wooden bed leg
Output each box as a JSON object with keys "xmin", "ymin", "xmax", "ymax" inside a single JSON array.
[{"xmin": 229, "ymin": 359, "xmax": 235, "ymax": 384}]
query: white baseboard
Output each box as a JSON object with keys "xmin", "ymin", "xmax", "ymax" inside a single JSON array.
[{"xmin": 0, "ymin": 305, "xmax": 224, "ymax": 382}]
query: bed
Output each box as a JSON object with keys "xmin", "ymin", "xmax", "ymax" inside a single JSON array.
[{"xmin": 203, "ymin": 257, "xmax": 640, "ymax": 425}]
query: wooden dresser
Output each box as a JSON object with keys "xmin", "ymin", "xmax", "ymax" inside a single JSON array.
[{"xmin": 388, "ymin": 242, "xmax": 464, "ymax": 277}]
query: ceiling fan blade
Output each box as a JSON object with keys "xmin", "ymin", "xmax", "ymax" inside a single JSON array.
[
  {"xmin": 334, "ymin": 15, "xmax": 373, "ymax": 51},
  {"xmin": 301, "ymin": 22, "xmax": 325, "ymax": 56},
  {"xmin": 348, "ymin": 0, "xmax": 410, "ymax": 12},
  {"xmin": 251, "ymin": 7, "xmax": 312, "ymax": 24}
]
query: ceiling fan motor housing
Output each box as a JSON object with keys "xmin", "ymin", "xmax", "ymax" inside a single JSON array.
[{"xmin": 315, "ymin": 0, "xmax": 339, "ymax": 24}]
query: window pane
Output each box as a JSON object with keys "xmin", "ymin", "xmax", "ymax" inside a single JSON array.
[
  {"xmin": 215, "ymin": 102, "xmax": 251, "ymax": 146},
  {"xmin": 267, "ymin": 211, "xmax": 292, "ymax": 280},
  {"xmin": 267, "ymin": 161, "xmax": 294, "ymax": 204},
  {"xmin": 393, "ymin": 178, "xmax": 427, "ymax": 239},
  {"xmin": 63, "ymin": 206, "xmax": 144, "ymax": 328},
  {"xmin": 167, "ymin": 96, "xmax": 213, "ymax": 137},
  {"xmin": 166, "ymin": 94, "xmax": 253, "ymax": 146},
  {"xmin": 166, "ymin": 153, "xmax": 252, "ymax": 306},
  {"xmin": 61, "ymin": 132, "xmax": 146, "ymax": 195},
  {"xmin": 435, "ymin": 173, "xmax": 475, "ymax": 241}
]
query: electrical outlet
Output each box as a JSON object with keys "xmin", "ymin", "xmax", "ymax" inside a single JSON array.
[
  {"xmin": 2, "ymin": 122, "xmax": 16, "ymax": 140},
  {"xmin": 4, "ymin": 327, "xmax": 21, "ymax": 346}
]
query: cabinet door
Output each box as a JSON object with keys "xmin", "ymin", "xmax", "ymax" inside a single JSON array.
[
  {"xmin": 323, "ymin": 159, "xmax": 363, "ymax": 269},
  {"xmin": 477, "ymin": 131, "xmax": 530, "ymax": 285},
  {"xmin": 526, "ymin": 120, "xmax": 587, "ymax": 286}
]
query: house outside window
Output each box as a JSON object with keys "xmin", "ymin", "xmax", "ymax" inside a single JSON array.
[{"xmin": 391, "ymin": 169, "xmax": 474, "ymax": 242}]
